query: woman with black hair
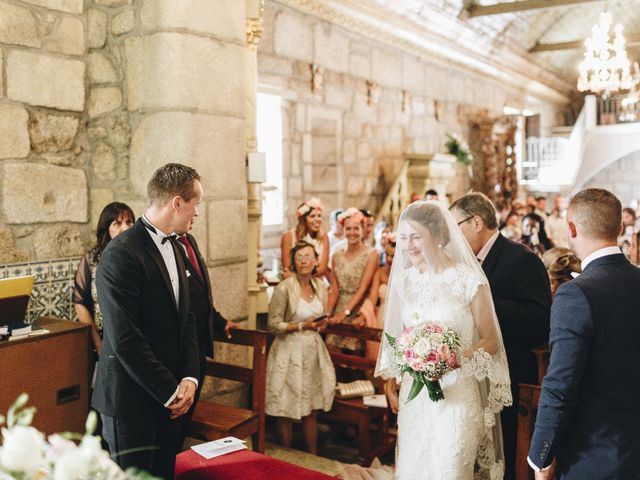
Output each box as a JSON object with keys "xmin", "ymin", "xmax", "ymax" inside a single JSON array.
[{"xmin": 73, "ymin": 202, "xmax": 135, "ymax": 355}]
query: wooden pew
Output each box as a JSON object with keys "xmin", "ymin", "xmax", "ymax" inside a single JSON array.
[
  {"xmin": 188, "ymin": 329, "xmax": 268, "ymax": 453},
  {"xmin": 321, "ymin": 324, "xmax": 396, "ymax": 466}
]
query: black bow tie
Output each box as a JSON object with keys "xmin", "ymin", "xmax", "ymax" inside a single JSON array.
[{"xmin": 161, "ymin": 234, "xmax": 176, "ymax": 245}]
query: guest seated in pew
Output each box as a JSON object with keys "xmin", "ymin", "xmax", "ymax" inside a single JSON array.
[
  {"xmin": 266, "ymin": 240, "xmax": 336, "ymax": 455},
  {"xmin": 281, "ymin": 198, "xmax": 329, "ymax": 280},
  {"xmin": 326, "ymin": 208, "xmax": 379, "ymax": 355},
  {"xmin": 73, "ymin": 201, "xmax": 135, "ymax": 357}
]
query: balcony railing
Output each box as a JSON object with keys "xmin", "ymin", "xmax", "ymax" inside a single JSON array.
[{"xmin": 598, "ymin": 93, "xmax": 640, "ymax": 125}]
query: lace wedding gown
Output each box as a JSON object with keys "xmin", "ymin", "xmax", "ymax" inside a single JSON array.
[{"xmin": 395, "ymin": 264, "xmax": 503, "ymax": 480}]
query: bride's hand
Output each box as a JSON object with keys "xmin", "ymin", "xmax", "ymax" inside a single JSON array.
[{"xmin": 385, "ymin": 379, "xmax": 400, "ymax": 414}]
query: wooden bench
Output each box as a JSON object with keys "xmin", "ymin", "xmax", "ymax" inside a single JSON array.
[
  {"xmin": 188, "ymin": 328, "xmax": 268, "ymax": 453},
  {"xmin": 515, "ymin": 345, "xmax": 556, "ymax": 480},
  {"xmin": 321, "ymin": 324, "xmax": 396, "ymax": 466}
]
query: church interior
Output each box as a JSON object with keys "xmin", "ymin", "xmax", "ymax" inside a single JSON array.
[{"xmin": 1, "ymin": 0, "xmax": 639, "ymax": 478}]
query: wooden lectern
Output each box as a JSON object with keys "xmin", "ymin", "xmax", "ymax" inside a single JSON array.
[{"xmin": 0, "ymin": 317, "xmax": 91, "ymax": 434}]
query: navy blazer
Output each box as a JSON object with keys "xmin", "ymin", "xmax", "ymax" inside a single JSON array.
[
  {"xmin": 92, "ymin": 219, "xmax": 199, "ymax": 417},
  {"xmin": 529, "ymin": 253, "xmax": 640, "ymax": 479}
]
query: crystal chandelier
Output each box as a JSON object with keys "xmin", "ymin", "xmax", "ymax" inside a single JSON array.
[{"xmin": 577, "ymin": 12, "xmax": 637, "ymax": 97}]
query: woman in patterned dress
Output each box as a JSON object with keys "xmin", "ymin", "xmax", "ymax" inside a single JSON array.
[{"xmin": 73, "ymin": 202, "xmax": 135, "ymax": 356}]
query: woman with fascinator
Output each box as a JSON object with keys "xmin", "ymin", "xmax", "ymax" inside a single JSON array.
[
  {"xmin": 375, "ymin": 201, "xmax": 512, "ymax": 479},
  {"xmin": 281, "ymin": 198, "xmax": 329, "ymax": 279}
]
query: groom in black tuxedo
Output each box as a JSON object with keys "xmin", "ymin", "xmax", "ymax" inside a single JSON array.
[
  {"xmin": 94, "ymin": 163, "xmax": 202, "ymax": 479},
  {"xmin": 451, "ymin": 192, "xmax": 551, "ymax": 480},
  {"xmin": 529, "ymin": 189, "xmax": 640, "ymax": 479}
]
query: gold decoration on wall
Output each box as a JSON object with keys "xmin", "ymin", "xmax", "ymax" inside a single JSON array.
[
  {"xmin": 367, "ymin": 81, "xmax": 380, "ymax": 105},
  {"xmin": 402, "ymin": 90, "xmax": 412, "ymax": 113},
  {"xmin": 246, "ymin": 0, "xmax": 265, "ymax": 49},
  {"xmin": 434, "ymin": 99, "xmax": 442, "ymax": 122},
  {"xmin": 310, "ymin": 63, "xmax": 325, "ymax": 94}
]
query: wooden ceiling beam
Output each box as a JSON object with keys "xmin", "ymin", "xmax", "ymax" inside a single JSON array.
[
  {"xmin": 467, "ymin": 0, "xmax": 604, "ymax": 18},
  {"xmin": 530, "ymin": 34, "xmax": 640, "ymax": 52}
]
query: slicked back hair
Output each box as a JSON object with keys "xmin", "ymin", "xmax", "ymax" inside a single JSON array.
[{"xmin": 147, "ymin": 163, "xmax": 201, "ymax": 206}]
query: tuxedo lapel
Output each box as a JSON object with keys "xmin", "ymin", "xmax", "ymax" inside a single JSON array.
[
  {"xmin": 170, "ymin": 240, "xmax": 190, "ymax": 329},
  {"xmin": 136, "ymin": 221, "xmax": 180, "ymax": 313},
  {"xmin": 481, "ymin": 233, "xmax": 503, "ymax": 278},
  {"xmin": 187, "ymin": 234, "xmax": 213, "ymax": 303}
]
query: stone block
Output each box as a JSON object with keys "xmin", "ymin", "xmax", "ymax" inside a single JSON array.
[
  {"xmin": 371, "ymin": 49, "xmax": 402, "ymax": 89},
  {"xmin": 347, "ymin": 176, "xmax": 364, "ymax": 196},
  {"xmin": 311, "ymin": 137, "xmax": 338, "ymax": 165},
  {"xmin": 0, "ymin": 104, "xmax": 30, "ymax": 159},
  {"xmin": 307, "ymin": 165, "xmax": 338, "ymax": 193},
  {"xmin": 208, "ymin": 262, "xmax": 247, "ymax": 321},
  {"xmin": 2, "ymin": 163, "xmax": 87, "ymax": 224},
  {"xmin": 257, "ymin": 53, "xmax": 293, "ymax": 77},
  {"xmin": 126, "ymin": 33, "xmax": 245, "ymax": 117},
  {"xmin": 402, "ymin": 56, "xmax": 424, "ymax": 92},
  {"xmin": 350, "ymin": 51, "xmax": 370, "ymax": 78},
  {"xmin": 89, "ymin": 189, "xmax": 115, "ymax": 229},
  {"xmin": 33, "ymin": 225, "xmax": 84, "ymax": 260},
  {"xmin": 112, "ymin": 9, "xmax": 135, "ymax": 36},
  {"xmin": 311, "ymin": 118, "xmax": 337, "ymax": 137},
  {"xmin": 290, "ymin": 143, "xmax": 301, "ymax": 176},
  {"xmin": 274, "ymin": 10, "xmax": 312, "ymax": 62},
  {"xmin": 29, "ymin": 111, "xmax": 79, "ymax": 153},
  {"xmin": 313, "ymin": 24, "xmax": 349, "ymax": 73},
  {"xmin": 0, "ymin": 2, "xmax": 42, "ymax": 48},
  {"xmin": 323, "ymin": 85, "xmax": 351, "ymax": 109},
  {"xmin": 7, "ymin": 50, "xmax": 85, "ymax": 111},
  {"xmin": 96, "ymin": 0, "xmax": 132, "ymax": 6},
  {"xmin": 259, "ymin": 3, "xmax": 275, "ymax": 54},
  {"xmin": 130, "ymin": 112, "xmax": 246, "ymax": 199},
  {"xmin": 0, "ymin": 53, "xmax": 3, "ymax": 97},
  {"xmin": 88, "ymin": 52, "xmax": 118, "ymax": 84},
  {"xmin": 0, "ymin": 228, "xmax": 28, "ymax": 263},
  {"xmin": 92, "ymin": 142, "xmax": 117, "ymax": 180},
  {"xmin": 22, "ymin": 0, "xmax": 83, "ymax": 14},
  {"xmin": 357, "ymin": 142, "xmax": 371, "ymax": 160},
  {"xmin": 141, "ymin": 0, "xmax": 244, "ymax": 42},
  {"xmin": 207, "ymin": 200, "xmax": 247, "ymax": 261},
  {"xmin": 48, "ymin": 16, "xmax": 84, "ymax": 56},
  {"xmin": 288, "ymin": 176, "xmax": 302, "ymax": 197},
  {"xmin": 88, "ymin": 87, "xmax": 122, "ymax": 118},
  {"xmin": 88, "ymin": 9, "xmax": 107, "ymax": 48}
]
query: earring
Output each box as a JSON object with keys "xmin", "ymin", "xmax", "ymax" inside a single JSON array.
[{"xmin": 437, "ymin": 243, "xmax": 443, "ymax": 249}]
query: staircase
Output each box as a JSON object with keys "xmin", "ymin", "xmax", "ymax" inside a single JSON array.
[
  {"xmin": 376, "ymin": 153, "xmax": 461, "ymax": 227},
  {"xmin": 523, "ymin": 95, "xmax": 640, "ymax": 193}
]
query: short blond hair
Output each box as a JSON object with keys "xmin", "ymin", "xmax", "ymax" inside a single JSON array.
[{"xmin": 568, "ymin": 188, "xmax": 621, "ymax": 241}]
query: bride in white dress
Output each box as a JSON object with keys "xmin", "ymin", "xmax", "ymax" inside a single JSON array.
[{"xmin": 375, "ymin": 201, "xmax": 512, "ymax": 480}]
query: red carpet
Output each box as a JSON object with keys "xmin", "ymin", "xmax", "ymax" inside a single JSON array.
[{"xmin": 175, "ymin": 449, "xmax": 337, "ymax": 479}]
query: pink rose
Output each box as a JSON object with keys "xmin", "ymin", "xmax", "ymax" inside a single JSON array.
[
  {"xmin": 447, "ymin": 351, "xmax": 459, "ymax": 368},
  {"xmin": 425, "ymin": 350, "xmax": 438, "ymax": 363},
  {"xmin": 426, "ymin": 323, "xmax": 444, "ymax": 334},
  {"xmin": 405, "ymin": 348, "xmax": 417, "ymax": 362},
  {"xmin": 411, "ymin": 361, "xmax": 426, "ymax": 372},
  {"xmin": 438, "ymin": 344, "xmax": 450, "ymax": 360}
]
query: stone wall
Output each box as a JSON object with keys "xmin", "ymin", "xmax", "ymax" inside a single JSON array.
[
  {"xmin": 582, "ymin": 150, "xmax": 640, "ymax": 208},
  {"xmin": 0, "ymin": 0, "xmax": 249, "ymax": 326},
  {"xmin": 258, "ymin": 2, "xmax": 564, "ymax": 245}
]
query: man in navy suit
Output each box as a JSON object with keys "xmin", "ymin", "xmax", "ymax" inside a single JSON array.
[
  {"xmin": 528, "ymin": 188, "xmax": 640, "ymax": 479},
  {"xmin": 451, "ymin": 192, "xmax": 551, "ymax": 480}
]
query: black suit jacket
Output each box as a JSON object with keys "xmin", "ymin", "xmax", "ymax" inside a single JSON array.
[
  {"xmin": 529, "ymin": 254, "xmax": 640, "ymax": 479},
  {"xmin": 181, "ymin": 234, "xmax": 227, "ymax": 361},
  {"xmin": 482, "ymin": 233, "xmax": 552, "ymax": 385},
  {"xmin": 92, "ymin": 219, "xmax": 199, "ymax": 417}
]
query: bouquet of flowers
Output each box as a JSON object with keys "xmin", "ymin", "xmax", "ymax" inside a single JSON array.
[
  {"xmin": 0, "ymin": 393, "xmax": 157, "ymax": 480},
  {"xmin": 385, "ymin": 315, "xmax": 461, "ymax": 402}
]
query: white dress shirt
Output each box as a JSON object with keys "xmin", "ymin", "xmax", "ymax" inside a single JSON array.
[{"xmin": 142, "ymin": 216, "xmax": 198, "ymax": 406}]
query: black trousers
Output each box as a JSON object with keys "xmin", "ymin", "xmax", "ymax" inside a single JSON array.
[
  {"xmin": 500, "ymin": 383, "xmax": 520, "ymax": 480},
  {"xmin": 101, "ymin": 411, "xmax": 181, "ymax": 480}
]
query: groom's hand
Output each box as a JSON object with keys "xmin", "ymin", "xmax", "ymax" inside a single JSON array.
[
  {"xmin": 534, "ymin": 469, "xmax": 550, "ymax": 480},
  {"xmin": 168, "ymin": 379, "xmax": 196, "ymax": 419}
]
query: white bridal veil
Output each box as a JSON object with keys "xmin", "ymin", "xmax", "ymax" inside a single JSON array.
[{"xmin": 375, "ymin": 201, "xmax": 512, "ymax": 473}]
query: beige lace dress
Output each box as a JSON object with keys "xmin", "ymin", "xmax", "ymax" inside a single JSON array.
[
  {"xmin": 265, "ymin": 276, "xmax": 336, "ymax": 419},
  {"xmin": 326, "ymin": 246, "xmax": 375, "ymax": 351}
]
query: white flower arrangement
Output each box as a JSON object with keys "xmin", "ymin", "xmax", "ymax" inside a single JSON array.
[
  {"xmin": 0, "ymin": 394, "xmax": 158, "ymax": 480},
  {"xmin": 296, "ymin": 197, "xmax": 324, "ymax": 218}
]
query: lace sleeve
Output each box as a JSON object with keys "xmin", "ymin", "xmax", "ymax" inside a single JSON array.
[{"xmin": 461, "ymin": 264, "xmax": 486, "ymax": 303}]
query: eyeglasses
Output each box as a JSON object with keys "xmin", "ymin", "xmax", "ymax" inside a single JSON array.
[
  {"xmin": 457, "ymin": 216, "xmax": 475, "ymax": 226},
  {"xmin": 294, "ymin": 254, "xmax": 316, "ymax": 261}
]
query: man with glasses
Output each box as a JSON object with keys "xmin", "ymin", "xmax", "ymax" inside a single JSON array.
[{"xmin": 450, "ymin": 192, "xmax": 551, "ymax": 480}]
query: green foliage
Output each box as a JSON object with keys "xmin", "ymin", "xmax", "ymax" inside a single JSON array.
[{"xmin": 445, "ymin": 134, "xmax": 473, "ymax": 166}]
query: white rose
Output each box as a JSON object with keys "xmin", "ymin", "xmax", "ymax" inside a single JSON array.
[
  {"xmin": 413, "ymin": 338, "xmax": 430, "ymax": 357},
  {"xmin": 0, "ymin": 426, "xmax": 46, "ymax": 475},
  {"xmin": 53, "ymin": 449, "xmax": 91, "ymax": 480}
]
